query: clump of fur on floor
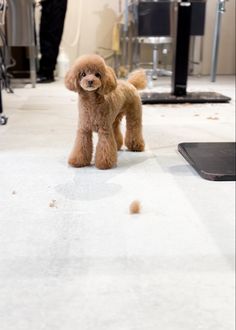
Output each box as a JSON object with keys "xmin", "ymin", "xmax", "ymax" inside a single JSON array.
[{"xmin": 129, "ymin": 200, "xmax": 141, "ymax": 214}]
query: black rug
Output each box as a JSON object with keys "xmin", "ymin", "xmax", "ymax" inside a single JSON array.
[
  {"xmin": 141, "ymin": 92, "xmax": 231, "ymax": 104},
  {"xmin": 178, "ymin": 142, "xmax": 236, "ymax": 181}
]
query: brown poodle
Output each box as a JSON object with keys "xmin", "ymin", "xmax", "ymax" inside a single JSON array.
[{"xmin": 65, "ymin": 54, "xmax": 146, "ymax": 169}]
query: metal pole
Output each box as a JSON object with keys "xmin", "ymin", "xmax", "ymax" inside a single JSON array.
[
  {"xmin": 0, "ymin": 50, "xmax": 8, "ymax": 125},
  {"xmin": 122, "ymin": 0, "xmax": 129, "ymax": 68},
  {"xmin": 29, "ymin": 46, "xmax": 36, "ymax": 88},
  {"xmin": 0, "ymin": 87, "xmax": 8, "ymax": 125},
  {"xmin": 171, "ymin": 0, "xmax": 192, "ymax": 96},
  {"xmin": 152, "ymin": 45, "xmax": 158, "ymax": 79},
  {"xmin": 210, "ymin": 0, "xmax": 227, "ymax": 82},
  {"xmin": 29, "ymin": 0, "xmax": 37, "ymax": 87}
]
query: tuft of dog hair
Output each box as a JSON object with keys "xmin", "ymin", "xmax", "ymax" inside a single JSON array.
[
  {"xmin": 129, "ymin": 200, "xmax": 141, "ymax": 214},
  {"xmin": 65, "ymin": 54, "xmax": 146, "ymax": 170},
  {"xmin": 127, "ymin": 70, "xmax": 147, "ymax": 90}
]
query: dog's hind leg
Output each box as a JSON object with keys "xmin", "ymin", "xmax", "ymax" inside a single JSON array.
[
  {"xmin": 95, "ymin": 128, "xmax": 117, "ymax": 169},
  {"xmin": 113, "ymin": 113, "xmax": 124, "ymax": 150},
  {"xmin": 68, "ymin": 128, "xmax": 93, "ymax": 167},
  {"xmin": 125, "ymin": 99, "xmax": 145, "ymax": 152}
]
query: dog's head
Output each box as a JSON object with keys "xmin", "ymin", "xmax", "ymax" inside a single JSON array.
[{"xmin": 65, "ymin": 54, "xmax": 117, "ymax": 95}]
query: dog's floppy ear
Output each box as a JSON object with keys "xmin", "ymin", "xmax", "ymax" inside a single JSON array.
[
  {"xmin": 64, "ymin": 66, "xmax": 78, "ymax": 92},
  {"xmin": 99, "ymin": 66, "xmax": 117, "ymax": 95}
]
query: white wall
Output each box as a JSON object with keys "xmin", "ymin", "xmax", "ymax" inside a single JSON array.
[{"xmin": 61, "ymin": 0, "xmax": 122, "ymax": 65}]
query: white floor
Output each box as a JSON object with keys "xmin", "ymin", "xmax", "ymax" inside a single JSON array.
[{"xmin": 0, "ymin": 76, "xmax": 235, "ymax": 330}]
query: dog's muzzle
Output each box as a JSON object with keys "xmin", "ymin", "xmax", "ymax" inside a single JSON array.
[
  {"xmin": 80, "ymin": 76, "xmax": 101, "ymax": 91},
  {"xmin": 87, "ymin": 80, "xmax": 94, "ymax": 87}
]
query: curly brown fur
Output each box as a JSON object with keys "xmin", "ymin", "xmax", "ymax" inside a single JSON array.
[{"xmin": 65, "ymin": 54, "xmax": 146, "ymax": 170}]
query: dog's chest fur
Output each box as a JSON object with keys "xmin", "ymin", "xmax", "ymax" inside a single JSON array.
[{"xmin": 79, "ymin": 95, "xmax": 116, "ymax": 133}]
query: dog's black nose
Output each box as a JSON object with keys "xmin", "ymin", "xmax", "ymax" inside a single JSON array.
[{"xmin": 87, "ymin": 80, "xmax": 93, "ymax": 87}]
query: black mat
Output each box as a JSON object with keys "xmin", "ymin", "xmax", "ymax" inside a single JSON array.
[
  {"xmin": 178, "ymin": 142, "xmax": 236, "ymax": 181},
  {"xmin": 141, "ymin": 92, "xmax": 231, "ymax": 104}
]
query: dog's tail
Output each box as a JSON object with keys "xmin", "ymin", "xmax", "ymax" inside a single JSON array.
[{"xmin": 127, "ymin": 69, "xmax": 147, "ymax": 90}]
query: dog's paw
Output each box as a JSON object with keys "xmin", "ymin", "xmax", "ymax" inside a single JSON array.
[
  {"xmin": 116, "ymin": 140, "xmax": 123, "ymax": 151},
  {"xmin": 68, "ymin": 157, "xmax": 90, "ymax": 168},
  {"xmin": 95, "ymin": 158, "xmax": 117, "ymax": 170},
  {"xmin": 95, "ymin": 153, "xmax": 117, "ymax": 170},
  {"xmin": 115, "ymin": 134, "xmax": 123, "ymax": 151},
  {"xmin": 125, "ymin": 139, "xmax": 145, "ymax": 152}
]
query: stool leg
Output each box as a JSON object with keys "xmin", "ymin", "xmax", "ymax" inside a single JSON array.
[
  {"xmin": 211, "ymin": 0, "xmax": 223, "ymax": 82},
  {"xmin": 152, "ymin": 45, "xmax": 158, "ymax": 80},
  {"xmin": 29, "ymin": 46, "xmax": 36, "ymax": 88}
]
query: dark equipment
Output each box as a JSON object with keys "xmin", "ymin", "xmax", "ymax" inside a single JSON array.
[
  {"xmin": 178, "ymin": 142, "xmax": 236, "ymax": 181},
  {"xmin": 140, "ymin": 0, "xmax": 231, "ymax": 104},
  {"xmin": 141, "ymin": 91, "xmax": 230, "ymax": 104},
  {"xmin": 138, "ymin": 1, "xmax": 171, "ymax": 37}
]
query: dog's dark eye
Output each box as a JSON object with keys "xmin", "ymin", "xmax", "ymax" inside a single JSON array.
[
  {"xmin": 81, "ymin": 72, "xmax": 86, "ymax": 77},
  {"xmin": 95, "ymin": 72, "xmax": 101, "ymax": 78}
]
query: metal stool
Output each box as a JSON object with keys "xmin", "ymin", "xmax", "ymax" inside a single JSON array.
[
  {"xmin": 130, "ymin": 0, "xmax": 173, "ymax": 79},
  {"xmin": 136, "ymin": 36, "xmax": 172, "ymax": 79}
]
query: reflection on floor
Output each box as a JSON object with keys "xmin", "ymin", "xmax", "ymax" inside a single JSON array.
[{"xmin": 0, "ymin": 76, "xmax": 235, "ymax": 330}]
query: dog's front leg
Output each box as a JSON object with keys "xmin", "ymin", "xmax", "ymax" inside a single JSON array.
[
  {"xmin": 68, "ymin": 128, "xmax": 93, "ymax": 167},
  {"xmin": 95, "ymin": 128, "xmax": 117, "ymax": 169}
]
